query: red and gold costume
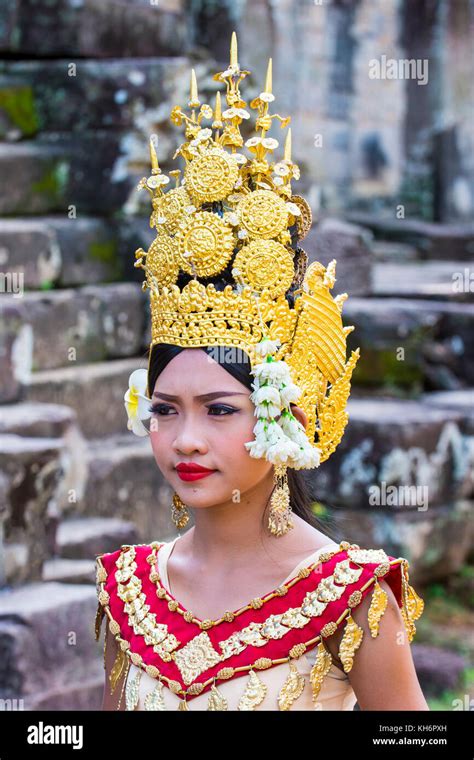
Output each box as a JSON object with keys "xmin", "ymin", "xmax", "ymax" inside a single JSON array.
[{"xmin": 95, "ymin": 539, "xmax": 424, "ymax": 710}]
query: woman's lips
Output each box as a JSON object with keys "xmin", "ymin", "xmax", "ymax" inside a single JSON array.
[
  {"xmin": 176, "ymin": 470, "xmax": 216, "ymax": 481},
  {"xmin": 175, "ymin": 464, "xmax": 217, "ymax": 482}
]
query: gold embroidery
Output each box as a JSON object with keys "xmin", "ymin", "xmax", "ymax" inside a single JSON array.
[
  {"xmin": 173, "ymin": 631, "xmax": 222, "ymax": 685},
  {"xmin": 347, "ymin": 548, "xmax": 389, "ymax": 565},
  {"xmin": 238, "ymin": 670, "xmax": 267, "ymax": 710},
  {"xmin": 278, "ymin": 661, "xmax": 305, "ymax": 710},
  {"xmin": 367, "ymin": 579, "xmax": 388, "ymax": 638}
]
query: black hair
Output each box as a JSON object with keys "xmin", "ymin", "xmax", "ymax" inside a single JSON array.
[{"xmin": 147, "ymin": 341, "xmax": 336, "ymax": 538}]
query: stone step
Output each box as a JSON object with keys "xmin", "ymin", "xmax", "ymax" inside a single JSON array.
[
  {"xmin": 0, "ymin": 0, "xmax": 189, "ymax": 58},
  {"xmin": 0, "ymin": 57, "xmax": 197, "ymax": 137},
  {"xmin": 56, "ymin": 516, "xmax": 139, "ymax": 560},
  {"xmin": 370, "ymin": 239, "xmax": 420, "ymax": 262},
  {"xmin": 372, "ymin": 261, "xmax": 473, "ymax": 302},
  {"xmin": 0, "ymin": 581, "xmax": 101, "ymax": 709},
  {"xmin": 82, "ymin": 434, "xmax": 177, "ymax": 542},
  {"xmin": 25, "ymin": 357, "xmax": 148, "ymax": 438},
  {"xmin": 421, "ymin": 389, "xmax": 474, "ymax": 434},
  {"xmin": 0, "ymin": 216, "xmax": 124, "ymax": 288},
  {"xmin": 1, "ymin": 282, "xmax": 146, "ymax": 372},
  {"xmin": 0, "ymin": 138, "xmax": 131, "ymax": 215},
  {"xmin": 304, "ymin": 217, "xmax": 374, "ymax": 296},
  {"xmin": 42, "ymin": 557, "xmax": 96, "ymax": 584},
  {"xmin": 345, "ymin": 297, "xmax": 474, "ymax": 389},
  {"xmin": 345, "ymin": 212, "xmax": 474, "ymax": 261},
  {"xmin": 311, "ymin": 396, "xmax": 472, "ymax": 512}
]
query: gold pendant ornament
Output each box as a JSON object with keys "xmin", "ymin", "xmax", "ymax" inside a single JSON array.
[
  {"xmin": 367, "ymin": 579, "xmax": 388, "ymax": 638},
  {"xmin": 267, "ymin": 463, "xmax": 293, "ymax": 536},
  {"xmin": 309, "ymin": 640, "xmax": 333, "ymax": 702},
  {"xmin": 171, "ymin": 492, "xmax": 189, "ymax": 529},
  {"xmin": 125, "ymin": 668, "xmax": 142, "ymax": 710},
  {"xmin": 207, "ymin": 683, "xmax": 229, "ymax": 710},
  {"xmin": 338, "ymin": 614, "xmax": 364, "ymax": 673},
  {"xmin": 144, "ymin": 680, "xmax": 167, "ymax": 710},
  {"xmin": 277, "ymin": 660, "xmax": 305, "ymax": 710},
  {"xmin": 238, "ymin": 669, "xmax": 268, "ymax": 710}
]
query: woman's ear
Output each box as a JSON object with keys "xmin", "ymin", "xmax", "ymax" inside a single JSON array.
[{"xmin": 290, "ymin": 403, "xmax": 308, "ymax": 430}]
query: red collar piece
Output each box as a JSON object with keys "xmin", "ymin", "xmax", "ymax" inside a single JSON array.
[{"xmin": 96, "ymin": 541, "xmax": 405, "ymax": 700}]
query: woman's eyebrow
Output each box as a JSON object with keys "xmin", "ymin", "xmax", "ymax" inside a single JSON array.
[{"xmin": 152, "ymin": 391, "xmax": 247, "ymax": 401}]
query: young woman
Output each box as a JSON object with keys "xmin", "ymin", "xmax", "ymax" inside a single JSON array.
[
  {"xmin": 96, "ymin": 342, "xmax": 428, "ymax": 711},
  {"xmin": 94, "ymin": 30, "xmax": 427, "ymax": 712}
]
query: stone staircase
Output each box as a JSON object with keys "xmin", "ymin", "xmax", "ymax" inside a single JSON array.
[{"xmin": 0, "ymin": 0, "xmax": 473, "ymax": 710}]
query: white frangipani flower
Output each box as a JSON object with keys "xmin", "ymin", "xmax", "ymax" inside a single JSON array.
[
  {"xmin": 286, "ymin": 202, "xmax": 301, "ymax": 216},
  {"xmin": 124, "ymin": 368, "xmax": 152, "ymax": 437},
  {"xmin": 262, "ymin": 138, "xmax": 278, "ymax": 150}
]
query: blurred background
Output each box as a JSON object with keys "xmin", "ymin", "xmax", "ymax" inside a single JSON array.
[{"xmin": 0, "ymin": 0, "xmax": 472, "ymax": 711}]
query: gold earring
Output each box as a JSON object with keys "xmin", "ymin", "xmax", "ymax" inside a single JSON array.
[
  {"xmin": 267, "ymin": 463, "xmax": 293, "ymax": 536},
  {"xmin": 171, "ymin": 492, "xmax": 190, "ymax": 529}
]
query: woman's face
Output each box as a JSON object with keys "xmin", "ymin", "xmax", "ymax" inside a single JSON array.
[{"xmin": 149, "ymin": 348, "xmax": 274, "ymax": 508}]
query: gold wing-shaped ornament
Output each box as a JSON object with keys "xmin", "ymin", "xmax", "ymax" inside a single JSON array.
[{"xmin": 285, "ymin": 259, "xmax": 360, "ymax": 462}]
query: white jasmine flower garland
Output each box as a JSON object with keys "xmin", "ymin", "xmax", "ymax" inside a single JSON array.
[{"xmin": 244, "ymin": 336, "xmax": 322, "ymax": 470}]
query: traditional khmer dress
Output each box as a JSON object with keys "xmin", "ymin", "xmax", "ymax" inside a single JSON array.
[{"xmin": 95, "ymin": 537, "xmax": 424, "ymax": 711}]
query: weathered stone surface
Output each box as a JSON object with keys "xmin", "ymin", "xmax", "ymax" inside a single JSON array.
[
  {"xmin": 304, "ymin": 217, "xmax": 374, "ymax": 297},
  {"xmin": 328, "ymin": 499, "xmax": 473, "ymax": 583},
  {"xmin": 345, "ymin": 214, "xmax": 474, "ymax": 261},
  {"xmin": 82, "ymin": 434, "xmax": 179, "ymax": 542},
  {"xmin": 42, "ymin": 558, "xmax": 96, "ymax": 584},
  {"xmin": 345, "ymin": 297, "xmax": 474, "ymax": 388},
  {"xmin": 0, "ymin": 582, "xmax": 101, "ymax": 708},
  {"xmin": 422, "ymin": 389, "xmax": 474, "ymax": 435},
  {"xmin": 0, "ymin": 57, "xmax": 192, "ymax": 136},
  {"xmin": 410, "ymin": 644, "xmax": 467, "ymax": 698},
  {"xmin": 0, "ymin": 434, "xmax": 64, "ymax": 585},
  {"xmin": 0, "ymin": 217, "xmax": 123, "ymax": 288},
  {"xmin": 3, "ymin": 283, "xmax": 145, "ymax": 371},
  {"xmin": 0, "ymin": 0, "xmax": 189, "ymax": 58},
  {"xmin": 0, "ymin": 298, "xmax": 31, "ymax": 403},
  {"xmin": 0, "ymin": 138, "xmax": 129, "ymax": 215},
  {"xmin": 312, "ymin": 397, "xmax": 470, "ymax": 510},
  {"xmin": 0, "ymin": 401, "xmax": 77, "ymax": 438},
  {"xmin": 57, "ymin": 516, "xmax": 139, "ymax": 560},
  {"xmin": 26, "ymin": 358, "xmax": 147, "ymax": 438},
  {"xmin": 372, "ymin": 261, "xmax": 474, "ymax": 302}
]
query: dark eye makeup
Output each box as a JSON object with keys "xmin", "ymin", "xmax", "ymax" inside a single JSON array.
[{"xmin": 148, "ymin": 403, "xmax": 237, "ymax": 417}]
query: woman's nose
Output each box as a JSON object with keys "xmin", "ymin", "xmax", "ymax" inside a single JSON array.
[{"xmin": 172, "ymin": 416, "xmax": 207, "ymax": 454}]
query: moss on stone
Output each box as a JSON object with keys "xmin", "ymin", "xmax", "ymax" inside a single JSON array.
[{"xmin": 0, "ymin": 85, "xmax": 39, "ymax": 137}]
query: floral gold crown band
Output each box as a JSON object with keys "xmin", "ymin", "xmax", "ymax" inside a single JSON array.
[{"xmin": 124, "ymin": 31, "xmax": 360, "ymax": 472}]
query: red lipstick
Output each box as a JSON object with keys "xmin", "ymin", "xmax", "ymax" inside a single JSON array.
[{"xmin": 175, "ymin": 462, "xmax": 217, "ymax": 481}]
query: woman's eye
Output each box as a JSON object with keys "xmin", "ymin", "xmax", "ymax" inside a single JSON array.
[
  {"xmin": 147, "ymin": 404, "xmax": 236, "ymax": 417},
  {"xmin": 148, "ymin": 403, "xmax": 175, "ymax": 415},
  {"xmin": 207, "ymin": 405, "xmax": 236, "ymax": 416}
]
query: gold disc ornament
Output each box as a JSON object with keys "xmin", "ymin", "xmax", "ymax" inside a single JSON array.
[
  {"xmin": 290, "ymin": 195, "xmax": 313, "ymax": 241},
  {"xmin": 145, "ymin": 233, "xmax": 180, "ymax": 289},
  {"xmin": 238, "ymin": 189, "xmax": 289, "ymax": 239},
  {"xmin": 151, "ymin": 187, "xmax": 192, "ymax": 234},
  {"xmin": 176, "ymin": 211, "xmax": 236, "ymax": 277},
  {"xmin": 233, "ymin": 239, "xmax": 295, "ymax": 298},
  {"xmin": 184, "ymin": 147, "xmax": 240, "ymax": 204}
]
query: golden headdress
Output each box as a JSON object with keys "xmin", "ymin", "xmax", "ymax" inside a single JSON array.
[{"xmin": 124, "ymin": 31, "xmax": 360, "ymax": 471}]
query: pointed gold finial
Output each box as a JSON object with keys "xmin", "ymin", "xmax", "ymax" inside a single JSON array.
[
  {"xmin": 284, "ymin": 128, "xmax": 292, "ymax": 162},
  {"xmin": 190, "ymin": 68, "xmax": 199, "ymax": 106},
  {"xmin": 149, "ymin": 136, "xmax": 159, "ymax": 173},
  {"xmin": 230, "ymin": 31, "xmax": 238, "ymax": 67},
  {"xmin": 264, "ymin": 58, "xmax": 272, "ymax": 94},
  {"xmin": 214, "ymin": 91, "xmax": 222, "ymax": 121}
]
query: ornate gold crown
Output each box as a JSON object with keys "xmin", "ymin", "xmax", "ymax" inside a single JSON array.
[{"xmin": 131, "ymin": 31, "xmax": 360, "ymax": 465}]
